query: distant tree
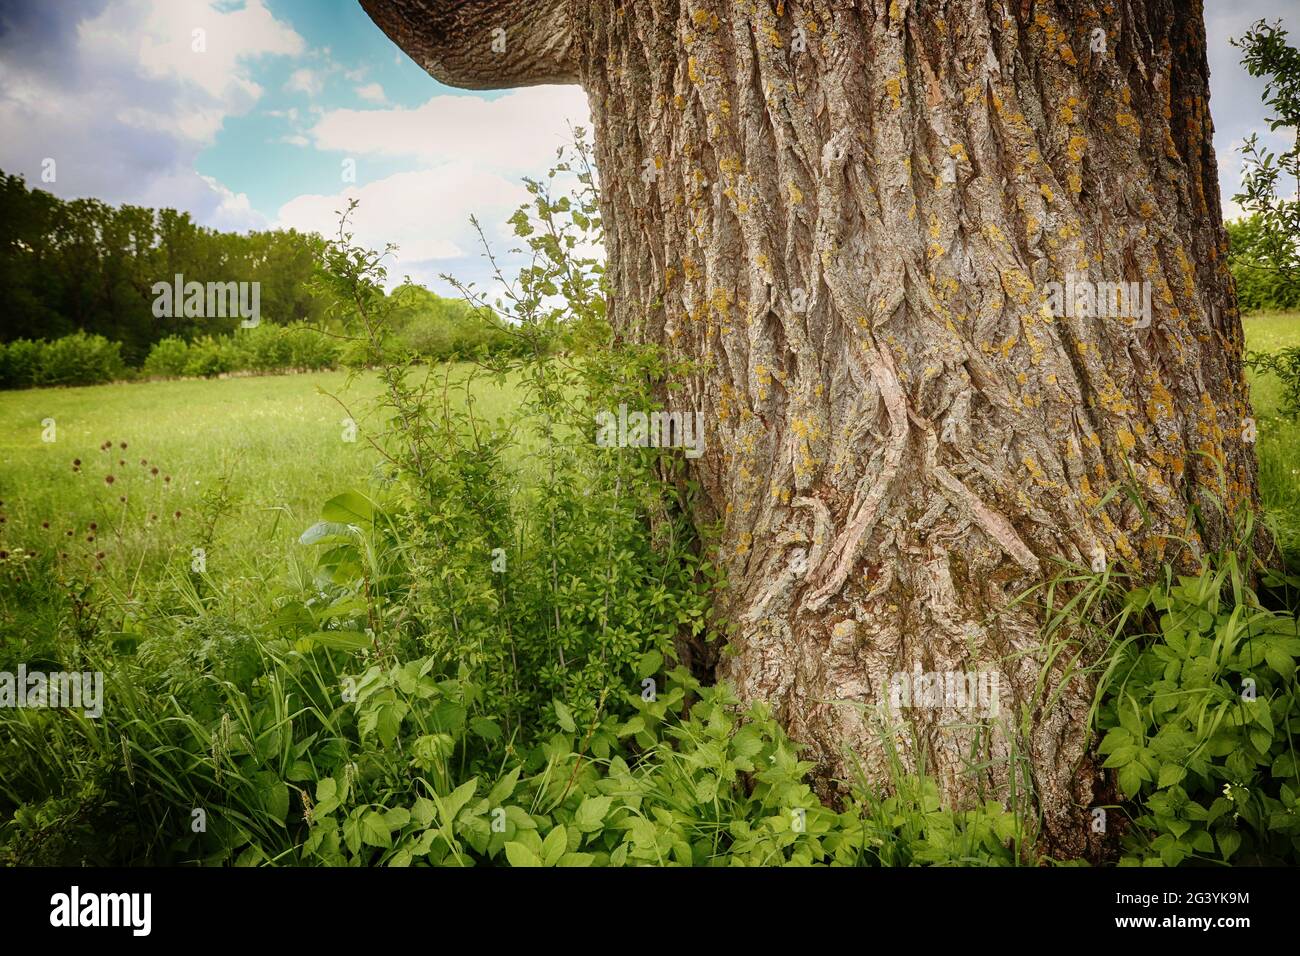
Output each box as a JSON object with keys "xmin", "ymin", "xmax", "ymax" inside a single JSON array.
[
  {"xmin": 0, "ymin": 172, "xmax": 331, "ymax": 362},
  {"xmin": 1231, "ymin": 20, "xmax": 1300, "ymax": 286},
  {"xmin": 1226, "ymin": 216, "xmax": 1300, "ymax": 313}
]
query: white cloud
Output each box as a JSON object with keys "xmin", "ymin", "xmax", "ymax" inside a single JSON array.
[
  {"xmin": 0, "ymin": 0, "xmax": 304, "ymax": 231},
  {"xmin": 308, "ymin": 86, "xmax": 592, "ymax": 175},
  {"xmin": 84, "ymin": 0, "xmax": 302, "ymax": 109},
  {"xmin": 274, "ymin": 163, "xmax": 529, "ymax": 268},
  {"xmin": 356, "ymin": 82, "xmax": 386, "ymax": 103},
  {"xmin": 285, "ymin": 67, "xmax": 324, "ymax": 98},
  {"xmin": 277, "ymin": 84, "xmax": 594, "ymax": 292}
]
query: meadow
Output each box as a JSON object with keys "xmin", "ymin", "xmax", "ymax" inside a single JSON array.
[
  {"xmin": 1245, "ymin": 313, "xmax": 1300, "ymax": 557},
  {"xmin": 0, "ymin": 313, "xmax": 1297, "ymax": 867},
  {"xmin": 0, "ymin": 366, "xmax": 525, "ymax": 659}
]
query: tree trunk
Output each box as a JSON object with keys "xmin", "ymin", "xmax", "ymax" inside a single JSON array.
[{"xmin": 362, "ymin": 0, "xmax": 1260, "ymax": 856}]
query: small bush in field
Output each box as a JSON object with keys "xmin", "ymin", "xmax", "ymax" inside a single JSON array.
[
  {"xmin": 0, "ymin": 339, "xmax": 43, "ymax": 388},
  {"xmin": 0, "ymin": 333, "xmax": 126, "ymax": 388},
  {"xmin": 141, "ymin": 336, "xmax": 191, "ymax": 377}
]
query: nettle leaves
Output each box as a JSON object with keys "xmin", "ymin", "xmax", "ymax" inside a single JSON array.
[{"xmin": 1097, "ymin": 567, "xmax": 1300, "ymax": 865}]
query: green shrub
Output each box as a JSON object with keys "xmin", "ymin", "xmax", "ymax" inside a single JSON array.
[
  {"xmin": 37, "ymin": 332, "xmax": 126, "ymax": 386},
  {"xmin": 0, "ymin": 339, "xmax": 43, "ymax": 388},
  {"xmin": 1093, "ymin": 540, "xmax": 1300, "ymax": 865},
  {"xmin": 1228, "ymin": 215, "xmax": 1300, "ymax": 314},
  {"xmin": 141, "ymin": 336, "xmax": 191, "ymax": 378},
  {"xmin": 181, "ymin": 336, "xmax": 234, "ymax": 378},
  {"xmin": 236, "ymin": 324, "xmax": 292, "ymax": 371},
  {"xmin": 283, "ymin": 324, "xmax": 338, "ymax": 370}
]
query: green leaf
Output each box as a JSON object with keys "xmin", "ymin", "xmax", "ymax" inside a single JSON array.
[
  {"xmin": 1217, "ymin": 828, "xmax": 1241, "ymax": 861},
  {"xmin": 470, "ymin": 716, "xmax": 502, "ymax": 741},
  {"xmin": 1118, "ymin": 763, "xmax": 1146, "ymax": 798},
  {"xmin": 253, "ymin": 772, "xmax": 289, "ymax": 825},
  {"xmin": 1249, "ymin": 728, "xmax": 1273, "ymax": 755},
  {"xmin": 315, "ymin": 777, "xmax": 340, "ymax": 816},
  {"xmin": 321, "ymin": 491, "xmax": 375, "ymax": 525},
  {"xmin": 360, "ymin": 810, "xmax": 392, "ymax": 848},
  {"xmin": 554, "ymin": 699, "xmax": 576, "ymax": 733},
  {"xmin": 299, "ymin": 521, "xmax": 355, "ymax": 546},
  {"xmin": 1102, "ymin": 745, "xmax": 1139, "ymax": 769},
  {"xmin": 1265, "ymin": 646, "xmax": 1296, "ymax": 680},
  {"xmin": 305, "ymin": 630, "xmax": 370, "ymax": 651},
  {"xmin": 541, "ymin": 825, "xmax": 568, "ymax": 866},
  {"xmin": 384, "ymin": 807, "xmax": 411, "ymax": 830},
  {"xmin": 443, "ymin": 778, "xmax": 479, "ymax": 821},
  {"xmin": 412, "ymin": 797, "xmax": 436, "ymax": 828},
  {"xmin": 504, "ymin": 841, "xmax": 544, "ymax": 867},
  {"xmin": 488, "ymin": 767, "xmax": 521, "ymax": 806},
  {"xmin": 1157, "ymin": 764, "xmax": 1186, "ymax": 789},
  {"xmin": 574, "ymin": 795, "xmax": 614, "ymax": 833},
  {"xmin": 636, "ymin": 649, "xmax": 664, "ymax": 680}
]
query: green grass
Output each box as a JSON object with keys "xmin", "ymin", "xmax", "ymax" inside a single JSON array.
[
  {"xmin": 0, "ymin": 370, "xmax": 377, "ymax": 566},
  {"xmin": 1244, "ymin": 312, "xmax": 1300, "ymax": 563},
  {"xmin": 0, "ymin": 366, "xmax": 525, "ymax": 655}
]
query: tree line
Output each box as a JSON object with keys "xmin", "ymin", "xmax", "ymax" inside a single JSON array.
[
  {"xmin": 0, "ymin": 172, "xmax": 526, "ymax": 388},
  {"xmin": 0, "ymin": 171, "xmax": 325, "ymax": 364}
]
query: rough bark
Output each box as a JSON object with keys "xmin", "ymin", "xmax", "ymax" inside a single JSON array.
[{"xmin": 362, "ymin": 0, "xmax": 1260, "ymax": 856}]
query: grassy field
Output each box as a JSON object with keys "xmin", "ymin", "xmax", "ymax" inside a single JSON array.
[
  {"xmin": 1244, "ymin": 312, "xmax": 1300, "ymax": 558},
  {"xmin": 0, "ymin": 366, "xmax": 526, "ymax": 656},
  {"xmin": 0, "ymin": 313, "xmax": 1297, "ymax": 653}
]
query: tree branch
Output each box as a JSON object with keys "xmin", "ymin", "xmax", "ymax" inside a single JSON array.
[{"xmin": 359, "ymin": 0, "xmax": 579, "ymax": 90}]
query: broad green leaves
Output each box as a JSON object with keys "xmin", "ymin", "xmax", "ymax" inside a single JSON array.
[{"xmin": 1096, "ymin": 563, "xmax": 1300, "ymax": 865}]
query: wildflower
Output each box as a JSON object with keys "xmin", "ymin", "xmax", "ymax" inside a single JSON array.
[
  {"xmin": 86, "ymin": 535, "xmax": 95, "ymax": 543},
  {"xmin": 41, "ymin": 521, "xmax": 49, "ymax": 529},
  {"xmin": 105, "ymin": 475, "xmax": 115, "ymax": 485},
  {"xmin": 151, "ymin": 467, "xmax": 159, "ymax": 476},
  {"xmin": 173, "ymin": 510, "xmax": 182, "ymax": 519},
  {"xmin": 119, "ymin": 442, "xmax": 128, "ymax": 450},
  {"xmin": 73, "ymin": 458, "xmax": 81, "ymax": 467},
  {"xmin": 140, "ymin": 459, "xmax": 147, "ymax": 466},
  {"xmin": 95, "ymin": 551, "xmax": 105, "ymax": 560},
  {"xmin": 89, "ymin": 523, "xmax": 97, "ymax": 531}
]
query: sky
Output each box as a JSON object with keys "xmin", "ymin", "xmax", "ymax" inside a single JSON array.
[{"xmin": 0, "ymin": 0, "xmax": 1295, "ymax": 297}]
